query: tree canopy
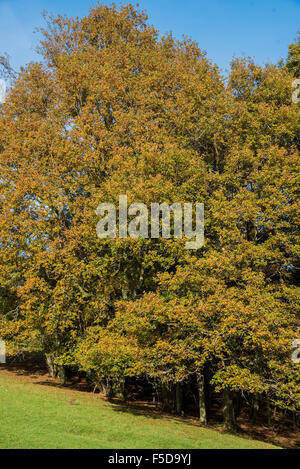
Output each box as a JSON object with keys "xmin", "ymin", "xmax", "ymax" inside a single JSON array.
[{"xmin": 0, "ymin": 3, "xmax": 299, "ymax": 428}]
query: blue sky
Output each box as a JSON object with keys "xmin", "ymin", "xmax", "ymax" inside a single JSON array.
[{"xmin": 0, "ymin": 0, "xmax": 299, "ymax": 74}]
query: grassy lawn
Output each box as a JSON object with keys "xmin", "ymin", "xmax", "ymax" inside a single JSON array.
[{"xmin": 0, "ymin": 369, "xmax": 279, "ymax": 449}]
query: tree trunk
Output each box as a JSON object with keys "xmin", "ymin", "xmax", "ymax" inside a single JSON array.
[
  {"xmin": 234, "ymin": 392, "xmax": 242, "ymax": 419},
  {"xmin": 251, "ymin": 393, "xmax": 260, "ymax": 424},
  {"xmin": 45, "ymin": 354, "xmax": 58, "ymax": 378},
  {"xmin": 58, "ymin": 365, "xmax": 67, "ymax": 386},
  {"xmin": 103, "ymin": 378, "xmax": 114, "ymax": 399},
  {"xmin": 196, "ymin": 373, "xmax": 207, "ymax": 425},
  {"xmin": 266, "ymin": 399, "xmax": 272, "ymax": 426},
  {"xmin": 160, "ymin": 384, "xmax": 175, "ymax": 412},
  {"xmin": 223, "ymin": 389, "xmax": 236, "ymax": 431},
  {"xmin": 118, "ymin": 377, "xmax": 126, "ymax": 401},
  {"xmin": 175, "ymin": 382, "xmax": 183, "ymax": 415}
]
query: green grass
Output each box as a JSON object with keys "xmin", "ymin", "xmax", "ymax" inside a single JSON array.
[{"xmin": 0, "ymin": 370, "xmax": 279, "ymax": 449}]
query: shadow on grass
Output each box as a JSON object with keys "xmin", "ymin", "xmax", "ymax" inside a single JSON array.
[{"xmin": 108, "ymin": 402, "xmax": 300, "ymax": 449}]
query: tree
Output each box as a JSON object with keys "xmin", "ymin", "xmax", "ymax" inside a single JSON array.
[
  {"xmin": 286, "ymin": 32, "xmax": 300, "ymax": 77},
  {"xmin": 0, "ymin": 3, "xmax": 299, "ymax": 429},
  {"xmin": 0, "ymin": 2, "xmax": 226, "ymax": 375}
]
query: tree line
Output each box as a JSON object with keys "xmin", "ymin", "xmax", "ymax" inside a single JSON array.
[{"xmin": 0, "ymin": 5, "xmax": 299, "ymax": 430}]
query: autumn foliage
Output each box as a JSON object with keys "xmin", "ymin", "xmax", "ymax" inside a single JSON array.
[{"xmin": 0, "ymin": 4, "xmax": 299, "ymax": 429}]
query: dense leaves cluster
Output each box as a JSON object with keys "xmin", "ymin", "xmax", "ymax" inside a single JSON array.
[{"xmin": 0, "ymin": 4, "xmax": 299, "ymax": 428}]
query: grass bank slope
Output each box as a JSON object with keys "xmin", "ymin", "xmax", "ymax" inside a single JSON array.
[{"xmin": 0, "ymin": 369, "xmax": 279, "ymax": 449}]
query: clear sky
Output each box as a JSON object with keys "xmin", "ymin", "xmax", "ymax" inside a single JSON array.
[{"xmin": 0, "ymin": 0, "xmax": 299, "ymax": 74}]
